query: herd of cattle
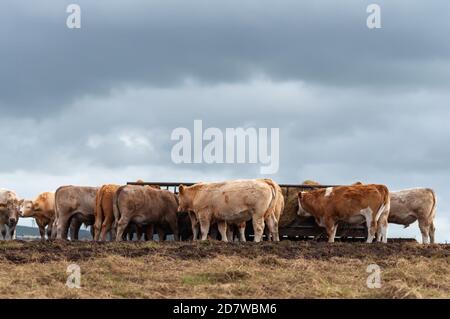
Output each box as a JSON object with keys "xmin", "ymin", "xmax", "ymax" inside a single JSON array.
[{"xmin": 0, "ymin": 179, "xmax": 437, "ymax": 244}]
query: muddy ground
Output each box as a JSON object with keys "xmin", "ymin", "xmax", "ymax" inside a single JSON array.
[{"xmin": 1, "ymin": 240, "xmax": 449, "ymax": 264}]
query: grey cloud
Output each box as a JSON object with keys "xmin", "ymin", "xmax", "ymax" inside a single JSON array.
[
  {"xmin": 0, "ymin": 1, "xmax": 449, "ymax": 242},
  {"xmin": 1, "ymin": 0, "xmax": 450, "ymax": 114}
]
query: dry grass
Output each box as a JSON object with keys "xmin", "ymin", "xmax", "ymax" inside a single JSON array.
[{"xmin": 0, "ymin": 241, "xmax": 448, "ymax": 299}]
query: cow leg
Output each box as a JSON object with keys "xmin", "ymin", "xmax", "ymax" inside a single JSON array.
[
  {"xmin": 168, "ymin": 215, "xmax": 180, "ymax": 241},
  {"xmin": 264, "ymin": 227, "xmax": 271, "ymax": 241},
  {"xmin": 155, "ymin": 226, "xmax": 165, "ymax": 242},
  {"xmin": 325, "ymin": 222, "xmax": 338, "ymax": 243},
  {"xmin": 0, "ymin": 224, "xmax": 6, "ymax": 240},
  {"xmin": 46, "ymin": 223, "xmax": 53, "ymax": 240},
  {"xmin": 135, "ymin": 225, "xmax": 144, "ymax": 241},
  {"xmin": 94, "ymin": 216, "xmax": 102, "ymax": 241},
  {"xmin": 217, "ymin": 221, "xmax": 228, "ymax": 242},
  {"xmin": 127, "ymin": 227, "xmax": 134, "ymax": 241},
  {"xmin": 101, "ymin": 213, "xmax": 115, "ymax": 241},
  {"xmin": 429, "ymin": 221, "xmax": 436, "ymax": 244},
  {"xmin": 418, "ymin": 219, "xmax": 430, "ymax": 244},
  {"xmin": 252, "ymin": 217, "xmax": 265, "ymax": 243},
  {"xmin": 172, "ymin": 226, "xmax": 180, "ymax": 241},
  {"xmin": 189, "ymin": 212, "xmax": 199, "ymax": 241},
  {"xmin": 145, "ymin": 224, "xmax": 154, "ymax": 241},
  {"xmin": 69, "ymin": 218, "xmax": 82, "ymax": 241},
  {"xmin": 8, "ymin": 224, "xmax": 17, "ymax": 240},
  {"xmin": 70, "ymin": 217, "xmax": 82, "ymax": 240},
  {"xmin": 100, "ymin": 222, "xmax": 110, "ymax": 242},
  {"xmin": 35, "ymin": 219, "xmax": 46, "ymax": 240},
  {"xmin": 266, "ymin": 214, "xmax": 280, "ymax": 242},
  {"xmin": 376, "ymin": 219, "xmax": 388, "ymax": 243},
  {"xmin": 56, "ymin": 214, "xmax": 72, "ymax": 240},
  {"xmin": 199, "ymin": 216, "xmax": 211, "ymax": 241},
  {"xmin": 51, "ymin": 218, "xmax": 58, "ymax": 240},
  {"xmin": 238, "ymin": 222, "xmax": 246, "ymax": 242},
  {"xmin": 111, "ymin": 220, "xmax": 117, "ymax": 241},
  {"xmin": 116, "ymin": 216, "xmax": 131, "ymax": 242},
  {"xmin": 109, "ymin": 226, "xmax": 116, "ymax": 241},
  {"xmin": 363, "ymin": 210, "xmax": 376, "ymax": 243},
  {"xmin": 38, "ymin": 223, "xmax": 46, "ymax": 241},
  {"xmin": 227, "ymin": 224, "xmax": 234, "ymax": 242}
]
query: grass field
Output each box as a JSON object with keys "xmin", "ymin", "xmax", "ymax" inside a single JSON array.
[{"xmin": 0, "ymin": 240, "xmax": 448, "ymax": 298}]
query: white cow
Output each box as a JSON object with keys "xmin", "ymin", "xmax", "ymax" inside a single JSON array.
[
  {"xmin": 377, "ymin": 188, "xmax": 436, "ymax": 244},
  {"xmin": 0, "ymin": 189, "xmax": 22, "ymax": 240}
]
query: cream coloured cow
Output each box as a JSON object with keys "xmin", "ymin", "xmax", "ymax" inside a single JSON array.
[
  {"xmin": 177, "ymin": 179, "xmax": 278, "ymax": 243},
  {"xmin": 377, "ymin": 188, "xmax": 436, "ymax": 244},
  {"xmin": 297, "ymin": 184, "xmax": 390, "ymax": 243},
  {"xmin": 0, "ymin": 188, "xmax": 22, "ymax": 240}
]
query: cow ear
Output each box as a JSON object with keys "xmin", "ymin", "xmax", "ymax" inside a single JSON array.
[
  {"xmin": 19, "ymin": 199, "xmax": 24, "ymax": 205},
  {"xmin": 179, "ymin": 185, "xmax": 185, "ymax": 193}
]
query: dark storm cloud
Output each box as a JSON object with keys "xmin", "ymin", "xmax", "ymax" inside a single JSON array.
[{"xmin": 1, "ymin": 0, "xmax": 450, "ymax": 114}]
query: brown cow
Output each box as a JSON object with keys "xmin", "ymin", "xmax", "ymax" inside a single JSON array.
[
  {"xmin": 114, "ymin": 185, "xmax": 179, "ymax": 241},
  {"xmin": 177, "ymin": 179, "xmax": 278, "ymax": 243},
  {"xmin": 94, "ymin": 184, "xmax": 120, "ymax": 241},
  {"xmin": 55, "ymin": 186, "xmax": 98, "ymax": 240},
  {"xmin": 20, "ymin": 192, "xmax": 55, "ymax": 240},
  {"xmin": 297, "ymin": 184, "xmax": 390, "ymax": 243},
  {"xmin": 377, "ymin": 188, "xmax": 436, "ymax": 244}
]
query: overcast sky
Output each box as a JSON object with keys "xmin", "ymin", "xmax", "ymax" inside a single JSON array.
[{"xmin": 1, "ymin": 0, "xmax": 449, "ymax": 242}]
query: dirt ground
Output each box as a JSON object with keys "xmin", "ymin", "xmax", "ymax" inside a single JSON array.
[{"xmin": 0, "ymin": 240, "xmax": 448, "ymax": 298}]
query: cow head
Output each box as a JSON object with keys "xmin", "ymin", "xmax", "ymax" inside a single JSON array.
[
  {"xmin": 177, "ymin": 184, "xmax": 193, "ymax": 213},
  {"xmin": 20, "ymin": 200, "xmax": 35, "ymax": 217},
  {"xmin": 7, "ymin": 199, "xmax": 22, "ymax": 225},
  {"xmin": 297, "ymin": 192, "xmax": 311, "ymax": 217}
]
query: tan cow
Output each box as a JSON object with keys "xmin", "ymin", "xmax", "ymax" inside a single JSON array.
[
  {"xmin": 297, "ymin": 184, "xmax": 390, "ymax": 243},
  {"xmin": 94, "ymin": 184, "xmax": 120, "ymax": 241},
  {"xmin": 55, "ymin": 186, "xmax": 98, "ymax": 240},
  {"xmin": 20, "ymin": 192, "xmax": 55, "ymax": 240},
  {"xmin": 217, "ymin": 180, "xmax": 283, "ymax": 242},
  {"xmin": 114, "ymin": 185, "xmax": 179, "ymax": 241},
  {"xmin": 177, "ymin": 179, "xmax": 278, "ymax": 243},
  {"xmin": 377, "ymin": 188, "xmax": 436, "ymax": 244}
]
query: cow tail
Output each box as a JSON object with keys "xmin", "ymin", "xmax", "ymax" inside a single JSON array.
[
  {"xmin": 279, "ymin": 187, "xmax": 285, "ymax": 218},
  {"xmin": 262, "ymin": 179, "xmax": 278, "ymax": 218},
  {"xmin": 428, "ymin": 188, "xmax": 437, "ymax": 219},
  {"xmin": 95, "ymin": 186, "xmax": 105, "ymax": 230},
  {"xmin": 376, "ymin": 186, "xmax": 390, "ymax": 222},
  {"xmin": 52, "ymin": 186, "xmax": 64, "ymax": 239},
  {"xmin": 113, "ymin": 186, "xmax": 126, "ymax": 224}
]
